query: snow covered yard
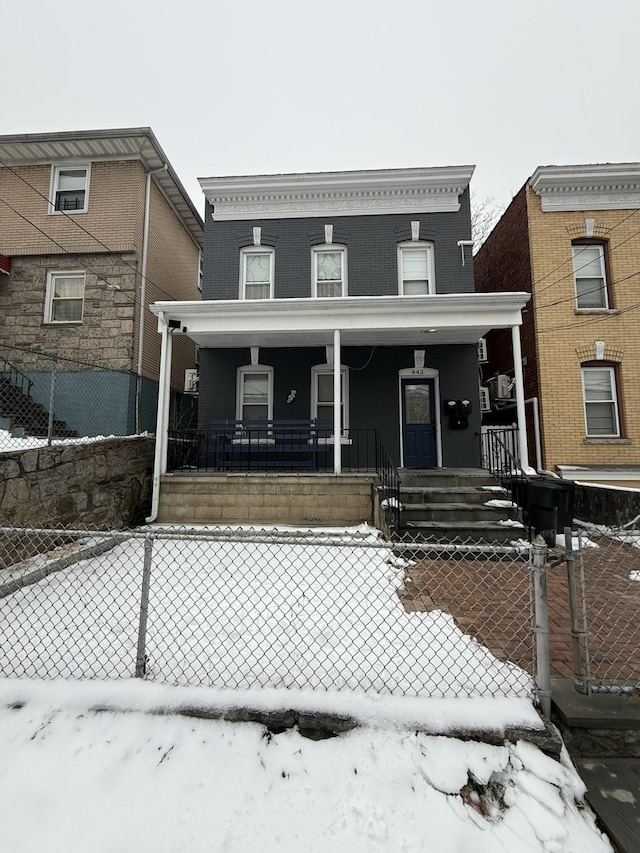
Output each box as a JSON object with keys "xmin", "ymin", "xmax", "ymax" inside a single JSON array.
[
  {"xmin": 0, "ymin": 679, "xmax": 613, "ymax": 853},
  {"xmin": 0, "ymin": 526, "xmax": 532, "ymax": 697}
]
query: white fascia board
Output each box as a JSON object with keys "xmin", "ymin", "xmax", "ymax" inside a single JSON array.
[
  {"xmin": 150, "ymin": 293, "xmax": 529, "ymax": 338},
  {"xmin": 530, "ymin": 163, "xmax": 640, "ymax": 212},
  {"xmin": 199, "ymin": 166, "xmax": 475, "ymax": 221}
]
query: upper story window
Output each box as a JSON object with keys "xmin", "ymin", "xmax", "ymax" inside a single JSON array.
[
  {"xmin": 312, "ymin": 246, "xmax": 347, "ymax": 297},
  {"xmin": 44, "ymin": 271, "xmax": 86, "ymax": 323},
  {"xmin": 398, "ymin": 242, "xmax": 435, "ymax": 295},
  {"xmin": 582, "ymin": 365, "xmax": 620, "ymax": 437},
  {"xmin": 49, "ymin": 165, "xmax": 90, "ymax": 214},
  {"xmin": 240, "ymin": 247, "xmax": 274, "ymax": 299},
  {"xmin": 572, "ymin": 243, "xmax": 609, "ymax": 309},
  {"xmin": 236, "ymin": 365, "xmax": 273, "ymax": 420}
]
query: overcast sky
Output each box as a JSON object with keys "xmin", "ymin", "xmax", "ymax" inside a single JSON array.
[{"xmin": 2, "ymin": 0, "xmax": 638, "ymax": 216}]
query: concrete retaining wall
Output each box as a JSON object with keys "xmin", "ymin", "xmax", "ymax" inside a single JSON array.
[
  {"xmin": 157, "ymin": 474, "xmax": 377, "ymax": 527},
  {"xmin": 0, "ymin": 437, "xmax": 154, "ymax": 529},
  {"xmin": 575, "ymin": 483, "xmax": 640, "ymax": 527}
]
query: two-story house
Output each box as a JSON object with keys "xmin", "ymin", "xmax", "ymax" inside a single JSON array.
[
  {"xmin": 475, "ymin": 163, "xmax": 640, "ymax": 487},
  {"xmin": 148, "ymin": 167, "xmax": 530, "ymax": 526},
  {"xmin": 0, "ymin": 128, "xmax": 203, "ymax": 439}
]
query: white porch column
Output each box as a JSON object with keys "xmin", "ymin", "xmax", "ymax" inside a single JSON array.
[
  {"xmin": 333, "ymin": 328, "xmax": 342, "ymax": 474},
  {"xmin": 146, "ymin": 313, "xmax": 173, "ymax": 522},
  {"xmin": 511, "ymin": 324, "xmax": 530, "ymax": 471}
]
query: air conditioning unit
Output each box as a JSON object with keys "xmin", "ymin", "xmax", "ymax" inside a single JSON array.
[
  {"xmin": 496, "ymin": 374, "xmax": 513, "ymax": 399},
  {"xmin": 479, "ymin": 387, "xmax": 491, "ymax": 412},
  {"xmin": 477, "ymin": 337, "xmax": 488, "ymax": 363},
  {"xmin": 184, "ymin": 368, "xmax": 199, "ymax": 394}
]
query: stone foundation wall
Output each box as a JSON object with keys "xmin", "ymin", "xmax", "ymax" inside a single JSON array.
[
  {"xmin": 157, "ymin": 474, "xmax": 376, "ymax": 527},
  {"xmin": 0, "ymin": 437, "xmax": 154, "ymax": 529}
]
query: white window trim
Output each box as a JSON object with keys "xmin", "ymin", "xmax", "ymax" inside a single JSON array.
[
  {"xmin": 398, "ymin": 241, "xmax": 435, "ymax": 295},
  {"xmin": 581, "ymin": 366, "xmax": 620, "ymax": 438},
  {"xmin": 311, "ymin": 363, "xmax": 349, "ymax": 435},
  {"xmin": 236, "ymin": 364, "xmax": 274, "ymax": 420},
  {"xmin": 48, "ymin": 163, "xmax": 91, "ymax": 215},
  {"xmin": 239, "ymin": 247, "xmax": 275, "ymax": 300},
  {"xmin": 572, "ymin": 244, "xmax": 609, "ymax": 310},
  {"xmin": 44, "ymin": 270, "xmax": 86, "ymax": 324},
  {"xmin": 311, "ymin": 245, "xmax": 347, "ymax": 298}
]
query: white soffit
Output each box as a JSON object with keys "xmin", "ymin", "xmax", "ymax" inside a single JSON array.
[
  {"xmin": 150, "ymin": 292, "xmax": 529, "ymax": 348},
  {"xmin": 530, "ymin": 163, "xmax": 640, "ymax": 212},
  {"xmin": 199, "ymin": 166, "xmax": 475, "ymax": 220}
]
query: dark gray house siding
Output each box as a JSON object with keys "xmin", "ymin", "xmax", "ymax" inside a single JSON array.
[{"xmin": 202, "ymin": 190, "xmax": 474, "ymax": 300}]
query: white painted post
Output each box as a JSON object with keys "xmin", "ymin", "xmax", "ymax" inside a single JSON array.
[
  {"xmin": 511, "ymin": 324, "xmax": 530, "ymax": 471},
  {"xmin": 146, "ymin": 313, "xmax": 174, "ymax": 522},
  {"xmin": 333, "ymin": 328, "xmax": 341, "ymax": 474}
]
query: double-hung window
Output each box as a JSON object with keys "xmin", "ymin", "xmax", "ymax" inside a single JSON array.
[
  {"xmin": 311, "ymin": 365, "xmax": 348, "ymax": 431},
  {"xmin": 45, "ymin": 271, "xmax": 86, "ymax": 323},
  {"xmin": 398, "ymin": 242, "xmax": 435, "ymax": 295},
  {"xmin": 582, "ymin": 366, "xmax": 620, "ymax": 437},
  {"xmin": 50, "ymin": 165, "xmax": 90, "ymax": 214},
  {"xmin": 237, "ymin": 366, "xmax": 273, "ymax": 420},
  {"xmin": 572, "ymin": 243, "xmax": 608, "ymax": 309},
  {"xmin": 313, "ymin": 247, "xmax": 346, "ymax": 297},
  {"xmin": 240, "ymin": 248, "xmax": 274, "ymax": 299}
]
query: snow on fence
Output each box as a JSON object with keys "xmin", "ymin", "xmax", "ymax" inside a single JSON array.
[{"xmin": 0, "ymin": 525, "xmax": 541, "ymax": 700}]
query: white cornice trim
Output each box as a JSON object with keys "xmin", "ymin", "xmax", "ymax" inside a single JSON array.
[
  {"xmin": 530, "ymin": 164, "xmax": 640, "ymax": 211},
  {"xmin": 199, "ymin": 166, "xmax": 475, "ymax": 220}
]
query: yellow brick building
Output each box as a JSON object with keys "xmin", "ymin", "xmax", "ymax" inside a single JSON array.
[{"xmin": 475, "ymin": 164, "xmax": 640, "ymax": 486}]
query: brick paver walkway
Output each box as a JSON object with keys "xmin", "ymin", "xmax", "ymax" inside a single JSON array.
[{"xmin": 399, "ymin": 536, "xmax": 640, "ymax": 684}]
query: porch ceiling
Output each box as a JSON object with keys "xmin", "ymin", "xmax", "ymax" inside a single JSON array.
[{"xmin": 150, "ymin": 293, "xmax": 530, "ymax": 348}]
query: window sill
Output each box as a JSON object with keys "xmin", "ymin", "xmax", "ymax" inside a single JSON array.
[
  {"xmin": 43, "ymin": 320, "xmax": 83, "ymax": 326},
  {"xmin": 48, "ymin": 210, "xmax": 89, "ymax": 216},
  {"xmin": 574, "ymin": 308, "xmax": 614, "ymax": 315},
  {"xmin": 583, "ymin": 438, "xmax": 631, "ymax": 445}
]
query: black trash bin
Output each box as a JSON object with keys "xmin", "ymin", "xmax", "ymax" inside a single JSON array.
[
  {"xmin": 528, "ymin": 481, "xmax": 559, "ymax": 547},
  {"xmin": 537, "ymin": 476, "xmax": 575, "ymax": 533}
]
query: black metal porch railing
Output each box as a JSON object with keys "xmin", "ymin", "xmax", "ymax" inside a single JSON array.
[
  {"xmin": 481, "ymin": 426, "xmax": 532, "ymax": 524},
  {"xmin": 167, "ymin": 426, "xmax": 401, "ymax": 532}
]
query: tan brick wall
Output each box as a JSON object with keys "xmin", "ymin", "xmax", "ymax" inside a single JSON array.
[
  {"xmin": 0, "ymin": 161, "xmax": 145, "ymax": 256},
  {"xmin": 138, "ymin": 181, "xmax": 201, "ymax": 384},
  {"xmin": 156, "ymin": 474, "xmax": 375, "ymax": 526},
  {"xmin": 526, "ymin": 186, "xmax": 640, "ymax": 470}
]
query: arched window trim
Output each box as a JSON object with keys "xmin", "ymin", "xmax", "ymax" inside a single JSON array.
[
  {"xmin": 397, "ymin": 240, "xmax": 436, "ymax": 295},
  {"xmin": 239, "ymin": 246, "xmax": 275, "ymax": 300},
  {"xmin": 310, "ymin": 363, "xmax": 349, "ymax": 433},
  {"xmin": 311, "ymin": 244, "xmax": 348, "ymax": 297},
  {"xmin": 236, "ymin": 364, "xmax": 274, "ymax": 420}
]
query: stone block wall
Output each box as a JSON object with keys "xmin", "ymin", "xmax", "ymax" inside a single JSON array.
[
  {"xmin": 574, "ymin": 483, "xmax": 640, "ymax": 528},
  {"xmin": 156, "ymin": 474, "xmax": 376, "ymax": 527},
  {"xmin": 0, "ymin": 437, "xmax": 154, "ymax": 529}
]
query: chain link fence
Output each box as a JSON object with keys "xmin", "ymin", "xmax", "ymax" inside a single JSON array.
[
  {"xmin": 558, "ymin": 522, "xmax": 640, "ymax": 694},
  {"xmin": 0, "ymin": 344, "xmax": 197, "ymax": 450},
  {"xmin": 0, "ymin": 524, "xmax": 538, "ymax": 699}
]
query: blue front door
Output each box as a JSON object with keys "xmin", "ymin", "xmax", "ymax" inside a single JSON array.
[{"xmin": 401, "ymin": 378, "xmax": 437, "ymax": 468}]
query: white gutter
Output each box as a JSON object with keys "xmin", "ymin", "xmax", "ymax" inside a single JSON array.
[{"xmin": 146, "ymin": 312, "xmax": 173, "ymax": 523}]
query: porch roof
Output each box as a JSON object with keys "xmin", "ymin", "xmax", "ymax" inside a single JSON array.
[{"xmin": 150, "ymin": 293, "xmax": 530, "ymax": 348}]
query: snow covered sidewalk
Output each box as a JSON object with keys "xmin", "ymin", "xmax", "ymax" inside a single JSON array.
[{"xmin": 0, "ymin": 679, "xmax": 613, "ymax": 853}]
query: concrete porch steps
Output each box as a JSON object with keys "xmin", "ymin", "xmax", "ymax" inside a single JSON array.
[{"xmin": 398, "ymin": 468, "xmax": 526, "ymax": 544}]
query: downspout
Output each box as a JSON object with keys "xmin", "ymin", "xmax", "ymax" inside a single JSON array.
[
  {"xmin": 511, "ymin": 324, "xmax": 533, "ymax": 473},
  {"xmin": 531, "ymin": 396, "xmax": 542, "ymax": 472},
  {"xmin": 136, "ymin": 163, "xmax": 169, "ymax": 432},
  {"xmin": 146, "ymin": 311, "xmax": 173, "ymax": 523}
]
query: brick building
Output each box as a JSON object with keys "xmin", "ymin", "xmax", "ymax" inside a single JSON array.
[
  {"xmin": 0, "ymin": 128, "xmax": 203, "ymax": 437},
  {"xmin": 475, "ymin": 164, "xmax": 640, "ymax": 486}
]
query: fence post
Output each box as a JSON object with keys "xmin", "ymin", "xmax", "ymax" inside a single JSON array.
[
  {"xmin": 564, "ymin": 526, "xmax": 588, "ymax": 694},
  {"xmin": 135, "ymin": 534, "xmax": 154, "ymax": 678},
  {"xmin": 47, "ymin": 362, "xmax": 57, "ymax": 445},
  {"xmin": 532, "ymin": 536, "xmax": 551, "ymax": 718}
]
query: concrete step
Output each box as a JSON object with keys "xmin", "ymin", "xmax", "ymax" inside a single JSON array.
[
  {"xmin": 399, "ymin": 468, "xmax": 498, "ymax": 489},
  {"xmin": 400, "ymin": 486, "xmax": 508, "ymax": 505},
  {"xmin": 401, "ymin": 502, "xmax": 519, "ymax": 523},
  {"xmin": 401, "ymin": 519, "xmax": 526, "ymax": 544}
]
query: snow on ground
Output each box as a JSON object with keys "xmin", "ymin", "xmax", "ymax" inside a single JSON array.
[
  {"xmin": 0, "ymin": 679, "xmax": 613, "ymax": 853},
  {"xmin": 0, "ymin": 529, "xmax": 532, "ymax": 697},
  {"xmin": 0, "ymin": 429, "xmax": 145, "ymax": 452}
]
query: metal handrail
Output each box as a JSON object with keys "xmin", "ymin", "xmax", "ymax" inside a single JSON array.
[
  {"xmin": 482, "ymin": 427, "xmax": 534, "ymax": 523},
  {"xmin": 0, "ymin": 357, "xmax": 33, "ymax": 399}
]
